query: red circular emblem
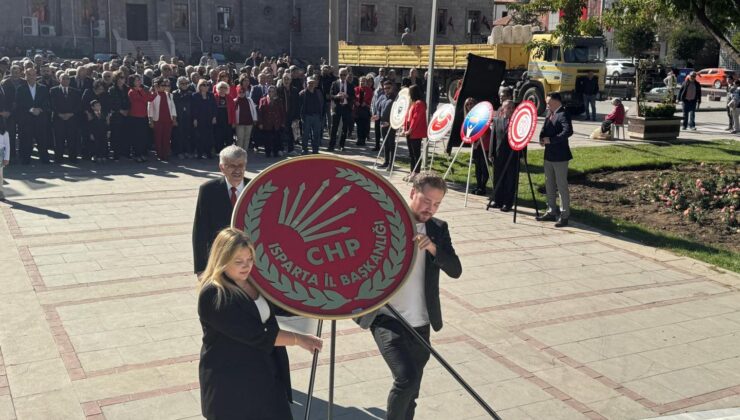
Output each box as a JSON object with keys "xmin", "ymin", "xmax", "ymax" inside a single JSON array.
[
  {"xmin": 508, "ymin": 100, "xmax": 538, "ymax": 151},
  {"xmin": 427, "ymin": 104, "xmax": 455, "ymax": 142},
  {"xmin": 232, "ymin": 156, "xmax": 418, "ymax": 319}
]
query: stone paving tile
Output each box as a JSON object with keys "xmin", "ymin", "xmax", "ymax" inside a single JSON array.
[
  {"xmin": 590, "ymin": 395, "xmax": 658, "ymax": 420},
  {"xmin": 76, "ymin": 348, "xmax": 126, "ymax": 373},
  {"xmin": 0, "ymin": 331, "xmax": 60, "ymax": 366},
  {"xmin": 534, "ymin": 366, "xmax": 622, "ymax": 403},
  {"xmin": 586, "ymin": 354, "xmax": 672, "ymax": 383},
  {"xmin": 0, "ymin": 395, "xmax": 16, "ymax": 420},
  {"xmin": 11, "ymin": 388, "xmax": 84, "ymax": 420},
  {"xmin": 518, "ymin": 398, "xmax": 591, "ymax": 420},
  {"xmin": 4, "ymin": 358, "xmax": 71, "ymax": 398}
]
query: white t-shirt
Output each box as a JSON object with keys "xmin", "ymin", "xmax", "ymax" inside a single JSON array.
[
  {"xmin": 380, "ymin": 222, "xmax": 429, "ymax": 327},
  {"xmin": 254, "ymin": 294, "xmax": 271, "ymax": 324}
]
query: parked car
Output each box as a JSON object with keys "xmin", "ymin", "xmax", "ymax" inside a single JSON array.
[
  {"xmin": 606, "ymin": 60, "xmax": 636, "ymax": 78},
  {"xmin": 643, "ymin": 86, "xmax": 679, "ymax": 102},
  {"xmin": 695, "ymin": 68, "xmax": 735, "ymax": 89}
]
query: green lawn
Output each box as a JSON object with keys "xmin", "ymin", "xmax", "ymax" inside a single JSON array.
[{"xmin": 421, "ymin": 140, "xmax": 740, "ymax": 273}]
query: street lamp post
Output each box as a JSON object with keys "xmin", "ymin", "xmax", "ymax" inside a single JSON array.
[
  {"xmin": 423, "ymin": 0, "xmax": 439, "ymax": 170},
  {"xmin": 329, "ymin": 0, "xmax": 339, "ymax": 66},
  {"xmin": 90, "ymin": 17, "xmax": 96, "ymax": 57}
]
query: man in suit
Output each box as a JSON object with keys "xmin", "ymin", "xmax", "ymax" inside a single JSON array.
[
  {"xmin": 490, "ymin": 100, "xmax": 517, "ymax": 210},
  {"xmin": 15, "ymin": 67, "xmax": 51, "ymax": 164},
  {"xmin": 250, "ymin": 73, "xmax": 270, "ymax": 105},
  {"xmin": 50, "ymin": 73, "xmax": 82, "ymax": 162},
  {"xmin": 536, "ymin": 92, "xmax": 573, "ymax": 227},
  {"xmin": 328, "ymin": 67, "xmax": 355, "ymax": 151},
  {"xmin": 356, "ymin": 172, "xmax": 462, "ymax": 420},
  {"xmin": 192, "ymin": 145, "xmax": 250, "ymax": 274}
]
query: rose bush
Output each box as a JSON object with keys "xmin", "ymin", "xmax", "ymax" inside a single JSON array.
[{"xmin": 647, "ymin": 164, "xmax": 738, "ymax": 231}]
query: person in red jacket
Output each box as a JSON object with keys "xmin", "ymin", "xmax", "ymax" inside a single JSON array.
[
  {"xmin": 127, "ymin": 74, "xmax": 156, "ymax": 162},
  {"xmin": 399, "ymin": 84, "xmax": 427, "ymax": 179},
  {"xmin": 213, "ymin": 81, "xmax": 236, "ymax": 153},
  {"xmin": 354, "ymin": 75, "xmax": 374, "ymax": 146},
  {"xmin": 600, "ymin": 98, "xmax": 625, "ymax": 136},
  {"xmin": 258, "ymin": 86, "xmax": 286, "ymax": 158}
]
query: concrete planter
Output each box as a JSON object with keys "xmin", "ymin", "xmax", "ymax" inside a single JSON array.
[{"xmin": 627, "ymin": 116, "xmax": 682, "ymax": 140}]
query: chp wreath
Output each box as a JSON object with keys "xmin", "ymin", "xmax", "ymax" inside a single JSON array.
[{"xmin": 242, "ymin": 169, "xmax": 407, "ymax": 311}]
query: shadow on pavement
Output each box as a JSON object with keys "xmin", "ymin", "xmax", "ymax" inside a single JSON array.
[
  {"xmin": 290, "ymin": 390, "xmax": 385, "ymax": 420},
  {"xmin": 2, "ymin": 199, "xmax": 70, "ymax": 219}
]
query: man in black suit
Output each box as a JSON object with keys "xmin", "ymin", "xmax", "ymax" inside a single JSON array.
[
  {"xmin": 192, "ymin": 145, "xmax": 250, "ymax": 274},
  {"xmin": 50, "ymin": 74, "xmax": 82, "ymax": 162},
  {"xmin": 536, "ymin": 92, "xmax": 573, "ymax": 227},
  {"xmin": 15, "ymin": 67, "xmax": 51, "ymax": 164},
  {"xmin": 356, "ymin": 172, "xmax": 462, "ymax": 420},
  {"xmin": 328, "ymin": 67, "xmax": 355, "ymax": 151}
]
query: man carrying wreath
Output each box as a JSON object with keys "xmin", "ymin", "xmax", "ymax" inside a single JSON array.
[{"xmin": 356, "ymin": 171, "xmax": 462, "ymax": 420}]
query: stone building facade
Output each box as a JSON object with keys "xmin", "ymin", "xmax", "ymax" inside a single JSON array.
[{"xmin": 0, "ymin": 0, "xmax": 514, "ymax": 62}]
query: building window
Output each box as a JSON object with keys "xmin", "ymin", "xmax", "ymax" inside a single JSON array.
[
  {"xmin": 173, "ymin": 3, "xmax": 188, "ymax": 30},
  {"xmin": 467, "ymin": 10, "xmax": 481, "ymax": 34},
  {"xmin": 436, "ymin": 8, "xmax": 448, "ymax": 35},
  {"xmin": 217, "ymin": 6, "xmax": 233, "ymax": 31},
  {"xmin": 360, "ymin": 4, "xmax": 377, "ymax": 33},
  {"xmin": 80, "ymin": 0, "xmax": 98, "ymax": 25},
  {"xmin": 398, "ymin": 6, "xmax": 413, "ymax": 34},
  {"xmin": 30, "ymin": 0, "xmax": 50, "ymax": 24},
  {"xmin": 502, "ymin": 11, "xmax": 508, "ymax": 18}
]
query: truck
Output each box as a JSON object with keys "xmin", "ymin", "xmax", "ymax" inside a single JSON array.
[{"xmin": 338, "ymin": 33, "xmax": 606, "ymax": 115}]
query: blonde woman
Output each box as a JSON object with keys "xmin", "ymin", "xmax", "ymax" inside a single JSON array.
[{"xmin": 197, "ymin": 228, "xmax": 322, "ymax": 420}]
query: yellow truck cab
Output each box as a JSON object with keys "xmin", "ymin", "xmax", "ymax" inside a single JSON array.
[
  {"xmin": 337, "ymin": 30, "xmax": 605, "ymax": 116},
  {"xmin": 523, "ymin": 34, "xmax": 605, "ymax": 115}
]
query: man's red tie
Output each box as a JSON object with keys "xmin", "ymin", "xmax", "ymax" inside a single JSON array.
[{"xmin": 230, "ymin": 186, "xmax": 237, "ymax": 207}]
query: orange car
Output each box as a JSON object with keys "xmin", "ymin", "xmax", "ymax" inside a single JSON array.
[{"xmin": 695, "ymin": 68, "xmax": 735, "ymax": 89}]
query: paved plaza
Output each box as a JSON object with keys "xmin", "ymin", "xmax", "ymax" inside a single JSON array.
[{"xmin": 1, "ymin": 106, "xmax": 739, "ymax": 420}]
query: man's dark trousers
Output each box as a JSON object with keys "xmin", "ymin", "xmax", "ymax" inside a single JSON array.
[
  {"xmin": 371, "ymin": 315, "xmax": 430, "ymax": 420},
  {"xmin": 53, "ymin": 117, "xmax": 79, "ymax": 160},
  {"xmin": 329, "ymin": 104, "xmax": 352, "ymax": 149},
  {"xmin": 19, "ymin": 115, "xmax": 49, "ymax": 163}
]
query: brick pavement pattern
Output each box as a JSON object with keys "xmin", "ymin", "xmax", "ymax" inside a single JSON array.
[{"xmin": 1, "ymin": 150, "xmax": 739, "ymax": 420}]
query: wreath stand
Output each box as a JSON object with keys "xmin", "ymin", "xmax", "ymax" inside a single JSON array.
[
  {"xmin": 441, "ymin": 142, "xmax": 492, "ymax": 208},
  {"xmin": 408, "ymin": 136, "xmax": 447, "ymax": 180},
  {"xmin": 302, "ymin": 306, "xmax": 501, "ymax": 420},
  {"xmin": 485, "ymin": 149, "xmax": 539, "ymax": 223}
]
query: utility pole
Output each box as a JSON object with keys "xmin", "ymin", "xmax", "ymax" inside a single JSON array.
[
  {"xmin": 423, "ymin": 0, "xmax": 438, "ymax": 170},
  {"xmin": 329, "ymin": 0, "xmax": 339, "ymax": 66}
]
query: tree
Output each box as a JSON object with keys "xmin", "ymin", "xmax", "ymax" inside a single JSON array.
[
  {"xmin": 671, "ymin": 28, "xmax": 709, "ymax": 63},
  {"xmin": 671, "ymin": 27, "xmax": 719, "ymax": 68},
  {"xmin": 510, "ymin": 9, "xmax": 542, "ymax": 27},
  {"xmin": 614, "ymin": 24, "xmax": 656, "ymax": 59},
  {"xmin": 507, "ymin": 0, "xmax": 593, "ymax": 55},
  {"xmin": 732, "ymin": 31, "xmax": 740, "ymax": 51},
  {"xmin": 658, "ymin": 0, "xmax": 740, "ymax": 65}
]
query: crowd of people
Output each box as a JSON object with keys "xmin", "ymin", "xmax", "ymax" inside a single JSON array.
[{"xmin": 0, "ymin": 53, "xmax": 442, "ymax": 167}]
